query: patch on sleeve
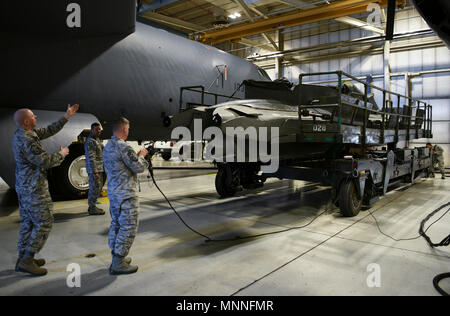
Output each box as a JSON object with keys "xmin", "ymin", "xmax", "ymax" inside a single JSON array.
[
  {"xmin": 30, "ymin": 143, "xmax": 42, "ymax": 155},
  {"xmin": 127, "ymin": 149, "xmax": 138, "ymax": 162}
]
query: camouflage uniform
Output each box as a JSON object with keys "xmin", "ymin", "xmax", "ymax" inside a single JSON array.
[
  {"xmin": 13, "ymin": 117, "xmax": 67, "ymax": 255},
  {"xmin": 103, "ymin": 136, "xmax": 148, "ymax": 257},
  {"xmin": 431, "ymin": 145, "xmax": 445, "ymax": 178},
  {"xmin": 84, "ymin": 133, "xmax": 105, "ymax": 209}
]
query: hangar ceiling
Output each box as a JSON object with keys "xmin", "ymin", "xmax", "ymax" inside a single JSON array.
[
  {"xmin": 137, "ymin": 0, "xmax": 391, "ymax": 52},
  {"xmin": 136, "ymin": 0, "xmax": 444, "ymax": 72}
]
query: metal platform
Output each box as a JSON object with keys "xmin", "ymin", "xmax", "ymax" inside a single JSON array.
[{"xmin": 297, "ymin": 71, "xmax": 432, "ymax": 146}]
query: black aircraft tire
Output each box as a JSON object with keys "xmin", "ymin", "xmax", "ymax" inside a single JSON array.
[
  {"xmin": 339, "ymin": 180, "xmax": 362, "ymax": 217},
  {"xmin": 53, "ymin": 144, "xmax": 89, "ymax": 200},
  {"xmin": 215, "ymin": 168, "xmax": 237, "ymax": 198},
  {"xmin": 161, "ymin": 151, "xmax": 172, "ymax": 161}
]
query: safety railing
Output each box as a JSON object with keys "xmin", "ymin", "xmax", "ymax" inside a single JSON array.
[
  {"xmin": 298, "ymin": 71, "xmax": 433, "ymax": 146},
  {"xmin": 179, "ymin": 86, "xmax": 242, "ymax": 112}
]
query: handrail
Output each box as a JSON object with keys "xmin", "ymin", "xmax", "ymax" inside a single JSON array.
[
  {"xmin": 299, "ymin": 71, "xmax": 421, "ymax": 102},
  {"xmin": 179, "ymin": 85, "xmax": 242, "ymax": 111},
  {"xmin": 298, "ymin": 70, "xmax": 433, "ymax": 144},
  {"xmin": 299, "ymin": 103, "xmax": 422, "ymax": 119}
]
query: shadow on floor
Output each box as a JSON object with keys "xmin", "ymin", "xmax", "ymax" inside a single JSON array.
[
  {"xmin": 134, "ymin": 179, "xmax": 437, "ymax": 260},
  {"xmin": 9, "ymin": 211, "xmax": 92, "ymax": 225},
  {"xmin": 0, "ymin": 268, "xmax": 117, "ymax": 296},
  {"xmin": 139, "ymin": 180, "xmax": 321, "ymax": 212},
  {"xmin": 132, "ymin": 182, "xmax": 339, "ymax": 259},
  {"xmin": 53, "ymin": 212, "xmax": 91, "ymax": 223},
  {"xmin": 0, "ymin": 269, "xmax": 24, "ymax": 289}
]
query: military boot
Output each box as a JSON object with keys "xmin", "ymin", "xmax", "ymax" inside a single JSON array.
[
  {"xmin": 17, "ymin": 253, "xmax": 47, "ymax": 276},
  {"xmin": 88, "ymin": 206, "xmax": 105, "ymax": 216},
  {"xmin": 34, "ymin": 257, "xmax": 46, "ymax": 267},
  {"xmin": 109, "ymin": 254, "xmax": 138, "ymax": 275},
  {"xmin": 15, "ymin": 253, "xmax": 46, "ymax": 271},
  {"xmin": 124, "ymin": 257, "xmax": 132, "ymax": 264},
  {"xmin": 110, "ymin": 252, "xmax": 131, "ymax": 265}
]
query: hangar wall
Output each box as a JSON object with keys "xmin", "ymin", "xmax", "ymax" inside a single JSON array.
[{"xmin": 260, "ymin": 6, "xmax": 450, "ymax": 166}]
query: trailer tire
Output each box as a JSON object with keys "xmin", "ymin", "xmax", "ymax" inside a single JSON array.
[
  {"xmin": 161, "ymin": 151, "xmax": 172, "ymax": 161},
  {"xmin": 215, "ymin": 168, "xmax": 237, "ymax": 198},
  {"xmin": 339, "ymin": 180, "xmax": 362, "ymax": 217}
]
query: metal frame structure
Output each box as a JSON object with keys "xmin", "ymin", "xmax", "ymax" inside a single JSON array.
[
  {"xmin": 175, "ymin": 70, "xmax": 434, "ymax": 217},
  {"xmin": 179, "ymin": 70, "xmax": 432, "ymax": 149},
  {"xmin": 179, "ymin": 85, "xmax": 242, "ymax": 112},
  {"xmin": 297, "ymin": 70, "xmax": 432, "ymax": 147},
  {"xmin": 193, "ymin": 0, "xmax": 394, "ymax": 44}
]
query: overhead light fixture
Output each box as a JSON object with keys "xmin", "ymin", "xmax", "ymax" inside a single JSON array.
[
  {"xmin": 247, "ymin": 53, "xmax": 260, "ymax": 59},
  {"xmin": 228, "ymin": 13, "xmax": 241, "ymax": 20},
  {"xmin": 212, "ymin": 7, "xmax": 229, "ymax": 27}
]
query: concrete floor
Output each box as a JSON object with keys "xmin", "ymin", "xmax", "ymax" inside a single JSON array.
[{"xmin": 0, "ymin": 160, "xmax": 449, "ymax": 296}]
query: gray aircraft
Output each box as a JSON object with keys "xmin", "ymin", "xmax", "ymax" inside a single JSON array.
[
  {"xmin": 0, "ymin": 0, "xmax": 270, "ymax": 198},
  {"xmin": 412, "ymin": 0, "xmax": 450, "ymax": 48}
]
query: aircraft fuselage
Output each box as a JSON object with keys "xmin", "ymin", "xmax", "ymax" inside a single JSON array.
[{"xmin": 1, "ymin": 22, "xmax": 269, "ymax": 140}]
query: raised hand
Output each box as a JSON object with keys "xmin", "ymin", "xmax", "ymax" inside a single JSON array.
[
  {"xmin": 65, "ymin": 104, "xmax": 80, "ymax": 119},
  {"xmin": 60, "ymin": 146, "xmax": 70, "ymax": 157}
]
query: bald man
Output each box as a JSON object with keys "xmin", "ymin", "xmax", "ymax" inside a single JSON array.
[{"xmin": 13, "ymin": 105, "xmax": 79, "ymax": 276}]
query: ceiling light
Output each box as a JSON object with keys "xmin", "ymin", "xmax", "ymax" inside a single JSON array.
[{"xmin": 228, "ymin": 13, "xmax": 241, "ymax": 19}]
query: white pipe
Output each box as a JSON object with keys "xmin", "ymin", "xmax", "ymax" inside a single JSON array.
[{"xmin": 303, "ymin": 69, "xmax": 450, "ymax": 85}]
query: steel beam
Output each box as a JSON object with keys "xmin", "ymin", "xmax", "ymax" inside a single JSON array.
[
  {"xmin": 141, "ymin": 11, "xmax": 204, "ymax": 31},
  {"xmin": 232, "ymin": 0, "xmax": 279, "ymax": 50},
  {"xmin": 335, "ymin": 16, "xmax": 385, "ymax": 34},
  {"xmin": 385, "ymin": 0, "xmax": 396, "ymax": 40},
  {"xmin": 194, "ymin": 0, "xmax": 396, "ymax": 44},
  {"xmin": 384, "ymin": 40, "xmax": 391, "ymax": 101},
  {"xmin": 276, "ymin": 30, "xmax": 284, "ymax": 78},
  {"xmin": 141, "ymin": 8, "xmax": 277, "ymax": 52},
  {"xmin": 232, "ymin": 38, "xmax": 278, "ymax": 52},
  {"xmin": 256, "ymin": 38, "xmax": 444, "ymax": 69}
]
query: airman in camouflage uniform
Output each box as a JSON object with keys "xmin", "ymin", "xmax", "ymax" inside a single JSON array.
[
  {"xmin": 13, "ymin": 104, "xmax": 79, "ymax": 276},
  {"xmin": 103, "ymin": 117, "xmax": 148, "ymax": 275},
  {"xmin": 427, "ymin": 143, "xmax": 446, "ymax": 179},
  {"xmin": 85, "ymin": 123, "xmax": 105, "ymax": 215}
]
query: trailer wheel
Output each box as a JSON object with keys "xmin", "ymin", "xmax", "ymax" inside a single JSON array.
[
  {"xmin": 161, "ymin": 151, "xmax": 172, "ymax": 161},
  {"xmin": 215, "ymin": 168, "xmax": 237, "ymax": 198},
  {"xmin": 339, "ymin": 180, "xmax": 362, "ymax": 217},
  {"xmin": 241, "ymin": 165, "xmax": 264, "ymax": 190}
]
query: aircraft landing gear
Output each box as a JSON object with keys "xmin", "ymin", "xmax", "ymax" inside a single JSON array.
[
  {"xmin": 215, "ymin": 163, "xmax": 265, "ymax": 198},
  {"xmin": 51, "ymin": 144, "xmax": 90, "ymax": 199}
]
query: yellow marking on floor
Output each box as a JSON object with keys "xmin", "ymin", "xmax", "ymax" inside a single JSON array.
[
  {"xmin": 96, "ymin": 197, "xmax": 109, "ymax": 204},
  {"xmin": 76, "ymin": 197, "xmax": 110, "ymax": 206}
]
